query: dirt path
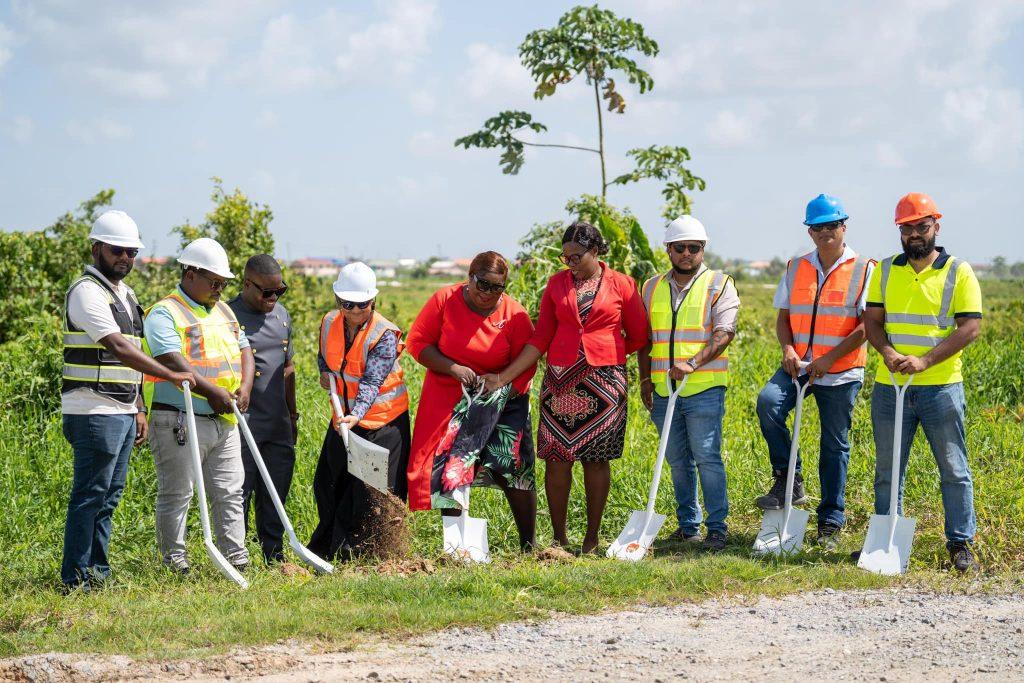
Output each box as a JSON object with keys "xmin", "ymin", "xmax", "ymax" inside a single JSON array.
[{"xmin": 5, "ymin": 589, "xmax": 1023, "ymax": 682}]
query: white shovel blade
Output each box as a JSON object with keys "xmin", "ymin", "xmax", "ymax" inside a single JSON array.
[
  {"xmin": 289, "ymin": 538, "xmax": 334, "ymax": 574},
  {"xmin": 858, "ymin": 514, "xmax": 916, "ymax": 576},
  {"xmin": 203, "ymin": 539, "xmax": 249, "ymax": 589},
  {"xmin": 442, "ymin": 514, "xmax": 490, "ymax": 564},
  {"xmin": 752, "ymin": 508, "xmax": 810, "ymax": 556},
  {"xmin": 606, "ymin": 510, "xmax": 667, "ymax": 562},
  {"xmin": 346, "ymin": 430, "xmax": 390, "ymax": 494}
]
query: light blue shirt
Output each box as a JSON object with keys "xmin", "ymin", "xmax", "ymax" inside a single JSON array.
[
  {"xmin": 772, "ymin": 246, "xmax": 874, "ymax": 387},
  {"xmin": 144, "ymin": 286, "xmax": 249, "ymax": 413}
]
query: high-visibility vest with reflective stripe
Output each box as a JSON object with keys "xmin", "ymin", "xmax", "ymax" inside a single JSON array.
[
  {"xmin": 143, "ymin": 291, "xmax": 244, "ymax": 423},
  {"xmin": 786, "ymin": 254, "xmax": 872, "ymax": 374},
  {"xmin": 877, "ymin": 254, "xmax": 964, "ymax": 385},
  {"xmin": 62, "ymin": 272, "xmax": 145, "ymax": 403},
  {"xmin": 319, "ymin": 310, "xmax": 409, "ymax": 429},
  {"xmin": 642, "ymin": 269, "xmax": 730, "ymax": 398}
]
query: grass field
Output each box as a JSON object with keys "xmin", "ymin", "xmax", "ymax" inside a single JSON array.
[{"xmin": 1, "ymin": 276, "xmax": 1022, "ymax": 658}]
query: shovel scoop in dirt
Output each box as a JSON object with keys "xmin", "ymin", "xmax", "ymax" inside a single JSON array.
[
  {"xmin": 858, "ymin": 372, "xmax": 916, "ymax": 576},
  {"xmin": 329, "ymin": 378, "xmax": 390, "ymax": 494},
  {"xmin": 232, "ymin": 401, "xmax": 333, "ymax": 574},
  {"xmin": 440, "ymin": 385, "xmax": 490, "ymax": 564},
  {"xmin": 753, "ymin": 371, "xmax": 811, "ymax": 557},
  {"xmin": 607, "ymin": 375, "xmax": 687, "ymax": 562}
]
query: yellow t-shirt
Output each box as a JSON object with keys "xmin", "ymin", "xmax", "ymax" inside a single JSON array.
[{"xmin": 866, "ymin": 249, "xmax": 982, "ymax": 385}]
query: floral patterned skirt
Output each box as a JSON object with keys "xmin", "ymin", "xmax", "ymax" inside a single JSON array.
[
  {"xmin": 537, "ymin": 357, "xmax": 628, "ymax": 463},
  {"xmin": 430, "ymin": 385, "xmax": 535, "ymax": 509}
]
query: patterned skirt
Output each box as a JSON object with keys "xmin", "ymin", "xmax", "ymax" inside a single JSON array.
[{"xmin": 537, "ymin": 356, "xmax": 628, "ymax": 463}]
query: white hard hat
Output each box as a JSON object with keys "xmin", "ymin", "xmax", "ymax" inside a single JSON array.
[
  {"xmin": 177, "ymin": 237, "xmax": 234, "ymax": 279},
  {"xmin": 333, "ymin": 261, "xmax": 379, "ymax": 302},
  {"xmin": 663, "ymin": 215, "xmax": 709, "ymax": 245},
  {"xmin": 89, "ymin": 210, "xmax": 145, "ymax": 249}
]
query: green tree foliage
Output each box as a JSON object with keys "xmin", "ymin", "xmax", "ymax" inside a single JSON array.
[
  {"xmin": 455, "ymin": 4, "xmax": 704, "ymax": 218},
  {"xmin": 172, "ymin": 177, "xmax": 275, "ymax": 278}
]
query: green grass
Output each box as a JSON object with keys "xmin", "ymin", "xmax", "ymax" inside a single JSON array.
[{"xmin": 1, "ymin": 278, "xmax": 1022, "ymax": 658}]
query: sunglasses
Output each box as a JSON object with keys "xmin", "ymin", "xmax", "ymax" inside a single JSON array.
[
  {"xmin": 108, "ymin": 246, "xmax": 139, "ymax": 258},
  {"xmin": 193, "ymin": 269, "xmax": 228, "ymax": 291},
  {"xmin": 246, "ymin": 279, "xmax": 288, "ymax": 298},
  {"xmin": 559, "ymin": 252, "xmax": 587, "ymax": 266},
  {"xmin": 809, "ymin": 221, "xmax": 845, "ymax": 233},
  {"xmin": 340, "ymin": 300, "xmax": 372, "ymax": 310},
  {"xmin": 898, "ymin": 223, "xmax": 933, "ymax": 236},
  {"xmin": 669, "ymin": 243, "xmax": 703, "ymax": 255},
  {"xmin": 472, "ymin": 274, "xmax": 506, "ymax": 294}
]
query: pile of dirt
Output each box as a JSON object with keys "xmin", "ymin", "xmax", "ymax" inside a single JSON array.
[{"xmin": 354, "ymin": 489, "xmax": 410, "ymax": 560}]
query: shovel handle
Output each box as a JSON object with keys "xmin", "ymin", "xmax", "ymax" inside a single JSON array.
[
  {"xmin": 885, "ymin": 373, "xmax": 914, "ymax": 543},
  {"xmin": 327, "ymin": 377, "xmax": 351, "ymax": 448},
  {"xmin": 643, "ymin": 375, "xmax": 688, "ymax": 517},
  {"xmin": 461, "ymin": 383, "xmax": 485, "ymax": 406}
]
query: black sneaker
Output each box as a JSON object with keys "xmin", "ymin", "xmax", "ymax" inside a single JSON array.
[
  {"xmin": 947, "ymin": 541, "xmax": 978, "ymax": 572},
  {"xmin": 754, "ymin": 470, "xmax": 808, "ymax": 510},
  {"xmin": 816, "ymin": 524, "xmax": 842, "ymax": 551},
  {"xmin": 667, "ymin": 527, "xmax": 702, "ymax": 544},
  {"xmin": 168, "ymin": 564, "xmax": 190, "ymax": 577},
  {"xmin": 702, "ymin": 530, "xmax": 727, "ymax": 553}
]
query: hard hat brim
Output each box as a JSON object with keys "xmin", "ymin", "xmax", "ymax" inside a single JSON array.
[
  {"xmin": 804, "ymin": 212, "xmax": 849, "ymax": 226},
  {"xmin": 333, "ymin": 286, "xmax": 379, "ymax": 302},
  {"xmin": 91, "ymin": 235, "xmax": 145, "ymax": 249},
  {"xmin": 896, "ymin": 211, "xmax": 942, "ymax": 224},
  {"xmin": 177, "ymin": 258, "xmax": 234, "ymax": 279}
]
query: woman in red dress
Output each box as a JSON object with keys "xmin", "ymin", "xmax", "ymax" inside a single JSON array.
[
  {"xmin": 483, "ymin": 222, "xmax": 649, "ymax": 554},
  {"xmin": 405, "ymin": 252, "xmax": 539, "ymax": 549}
]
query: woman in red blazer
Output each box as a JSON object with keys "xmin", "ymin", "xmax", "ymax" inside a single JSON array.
[{"xmin": 484, "ymin": 221, "xmax": 649, "ymax": 554}]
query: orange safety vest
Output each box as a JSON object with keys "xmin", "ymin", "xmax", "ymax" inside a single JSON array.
[
  {"xmin": 319, "ymin": 310, "xmax": 408, "ymax": 429},
  {"xmin": 786, "ymin": 253, "xmax": 873, "ymax": 373}
]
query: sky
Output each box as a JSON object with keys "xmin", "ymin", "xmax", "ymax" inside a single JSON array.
[{"xmin": 1, "ymin": 0, "xmax": 1023, "ymax": 263}]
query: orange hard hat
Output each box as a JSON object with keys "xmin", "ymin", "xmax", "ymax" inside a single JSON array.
[{"xmin": 895, "ymin": 192, "xmax": 942, "ymax": 224}]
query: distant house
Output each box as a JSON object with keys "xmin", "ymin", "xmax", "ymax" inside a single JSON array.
[
  {"xmin": 744, "ymin": 260, "xmax": 771, "ymax": 278},
  {"xmin": 140, "ymin": 256, "xmax": 169, "ymax": 267},
  {"xmin": 291, "ymin": 257, "xmax": 341, "ymax": 278},
  {"xmin": 428, "ymin": 259, "xmax": 469, "ymax": 278},
  {"xmin": 367, "ymin": 259, "xmax": 399, "ymax": 279}
]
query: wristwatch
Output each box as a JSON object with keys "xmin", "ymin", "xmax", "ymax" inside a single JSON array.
[{"xmin": 685, "ymin": 358, "xmax": 699, "ymax": 371}]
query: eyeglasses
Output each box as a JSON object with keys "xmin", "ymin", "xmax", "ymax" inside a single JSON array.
[
  {"xmin": 669, "ymin": 243, "xmax": 703, "ymax": 255},
  {"xmin": 193, "ymin": 269, "xmax": 228, "ymax": 291},
  {"xmin": 246, "ymin": 279, "xmax": 288, "ymax": 298},
  {"xmin": 339, "ymin": 300, "xmax": 372, "ymax": 310},
  {"xmin": 559, "ymin": 251, "xmax": 587, "ymax": 266},
  {"xmin": 898, "ymin": 223, "xmax": 934, "ymax": 236},
  {"xmin": 108, "ymin": 246, "xmax": 139, "ymax": 258},
  {"xmin": 472, "ymin": 274, "xmax": 506, "ymax": 294},
  {"xmin": 809, "ymin": 221, "xmax": 844, "ymax": 233}
]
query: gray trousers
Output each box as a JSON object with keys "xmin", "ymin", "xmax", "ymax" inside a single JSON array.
[{"xmin": 149, "ymin": 410, "xmax": 248, "ymax": 569}]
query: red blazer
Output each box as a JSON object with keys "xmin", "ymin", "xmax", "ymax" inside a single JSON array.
[{"xmin": 528, "ymin": 263, "xmax": 650, "ymax": 366}]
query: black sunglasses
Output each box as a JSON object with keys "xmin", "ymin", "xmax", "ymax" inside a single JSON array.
[
  {"xmin": 108, "ymin": 246, "xmax": 139, "ymax": 258},
  {"xmin": 340, "ymin": 300, "xmax": 372, "ymax": 310},
  {"xmin": 898, "ymin": 223, "xmax": 933, "ymax": 236},
  {"xmin": 559, "ymin": 252, "xmax": 587, "ymax": 266},
  {"xmin": 193, "ymin": 269, "xmax": 228, "ymax": 291},
  {"xmin": 809, "ymin": 220, "xmax": 845, "ymax": 233},
  {"xmin": 246, "ymin": 279, "xmax": 287, "ymax": 298},
  {"xmin": 669, "ymin": 243, "xmax": 703, "ymax": 255},
  {"xmin": 472, "ymin": 274, "xmax": 506, "ymax": 294}
]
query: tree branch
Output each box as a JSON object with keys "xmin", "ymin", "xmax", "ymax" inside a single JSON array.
[{"xmin": 513, "ymin": 137, "xmax": 601, "ymax": 154}]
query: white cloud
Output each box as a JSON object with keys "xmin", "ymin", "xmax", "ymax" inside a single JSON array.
[
  {"xmin": 461, "ymin": 42, "xmax": 532, "ymax": 101},
  {"xmin": 65, "ymin": 118, "xmax": 133, "ymax": 144},
  {"xmin": 6, "ymin": 115, "xmax": 33, "ymax": 144},
  {"xmin": 942, "ymin": 86, "xmax": 1024, "ymax": 164},
  {"xmin": 409, "ymin": 88, "xmax": 437, "ymax": 115},
  {"xmin": 254, "ymin": 109, "xmax": 278, "ymax": 129},
  {"xmin": 874, "ymin": 142, "xmax": 908, "ymax": 169},
  {"xmin": 706, "ymin": 107, "xmax": 767, "ymax": 148},
  {"xmin": 80, "ymin": 66, "xmax": 170, "ymax": 100},
  {"xmin": 396, "ymin": 173, "xmax": 447, "ymax": 200},
  {"xmin": 335, "ymin": 0, "xmax": 439, "ymax": 80},
  {"xmin": 0, "ymin": 22, "xmax": 14, "ymax": 72}
]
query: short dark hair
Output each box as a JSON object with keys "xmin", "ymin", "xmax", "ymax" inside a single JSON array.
[
  {"xmin": 561, "ymin": 221, "xmax": 609, "ymax": 255},
  {"xmin": 244, "ymin": 254, "xmax": 281, "ymax": 276},
  {"xmin": 469, "ymin": 251, "xmax": 509, "ymax": 278}
]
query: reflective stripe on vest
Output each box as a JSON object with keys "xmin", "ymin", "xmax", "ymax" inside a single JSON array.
[
  {"xmin": 643, "ymin": 269, "xmax": 730, "ymax": 398},
  {"xmin": 786, "ymin": 255, "xmax": 871, "ymax": 373},
  {"xmin": 880, "ymin": 256, "xmax": 961, "ymax": 350},
  {"xmin": 320, "ymin": 310, "xmax": 408, "ymax": 429}
]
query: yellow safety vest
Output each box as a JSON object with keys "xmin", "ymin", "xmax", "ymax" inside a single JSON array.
[
  {"xmin": 143, "ymin": 291, "xmax": 244, "ymax": 423},
  {"xmin": 877, "ymin": 254, "xmax": 965, "ymax": 385},
  {"xmin": 642, "ymin": 269, "xmax": 730, "ymax": 398}
]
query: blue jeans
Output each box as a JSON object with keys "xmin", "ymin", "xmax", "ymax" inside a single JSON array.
[
  {"xmin": 756, "ymin": 368, "xmax": 861, "ymax": 528},
  {"xmin": 649, "ymin": 386, "xmax": 728, "ymax": 535},
  {"xmin": 870, "ymin": 382, "xmax": 975, "ymax": 543},
  {"xmin": 61, "ymin": 413, "xmax": 135, "ymax": 587}
]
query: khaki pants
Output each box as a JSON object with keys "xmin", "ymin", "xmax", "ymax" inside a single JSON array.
[{"xmin": 149, "ymin": 410, "xmax": 248, "ymax": 569}]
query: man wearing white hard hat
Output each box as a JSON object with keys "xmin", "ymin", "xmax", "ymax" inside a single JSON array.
[
  {"xmin": 754, "ymin": 194, "xmax": 875, "ymax": 550},
  {"xmin": 142, "ymin": 237, "xmax": 255, "ymax": 574},
  {"xmin": 308, "ymin": 262, "xmax": 410, "ymax": 561},
  {"xmin": 637, "ymin": 216, "xmax": 739, "ymax": 553},
  {"xmin": 60, "ymin": 210, "xmax": 195, "ymax": 591}
]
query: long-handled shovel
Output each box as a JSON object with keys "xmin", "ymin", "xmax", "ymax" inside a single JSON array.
[
  {"xmin": 182, "ymin": 382, "xmax": 248, "ymax": 589},
  {"xmin": 858, "ymin": 372, "xmax": 916, "ymax": 576},
  {"xmin": 753, "ymin": 373, "xmax": 811, "ymax": 556},
  {"xmin": 328, "ymin": 378, "xmax": 390, "ymax": 494},
  {"xmin": 607, "ymin": 375, "xmax": 688, "ymax": 561},
  {"xmin": 441, "ymin": 384, "xmax": 490, "ymax": 564},
  {"xmin": 231, "ymin": 401, "xmax": 333, "ymax": 574}
]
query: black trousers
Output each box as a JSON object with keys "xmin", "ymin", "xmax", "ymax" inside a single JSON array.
[
  {"xmin": 308, "ymin": 412, "xmax": 410, "ymax": 561},
  {"xmin": 240, "ymin": 438, "xmax": 296, "ymax": 563}
]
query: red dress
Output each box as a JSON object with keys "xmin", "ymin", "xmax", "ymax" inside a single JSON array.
[{"xmin": 405, "ymin": 284, "xmax": 537, "ymax": 510}]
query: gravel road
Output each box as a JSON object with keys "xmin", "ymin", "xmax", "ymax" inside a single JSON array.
[{"xmin": 4, "ymin": 589, "xmax": 1022, "ymax": 682}]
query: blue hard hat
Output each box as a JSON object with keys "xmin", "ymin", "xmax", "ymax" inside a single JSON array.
[{"xmin": 804, "ymin": 194, "xmax": 849, "ymax": 226}]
